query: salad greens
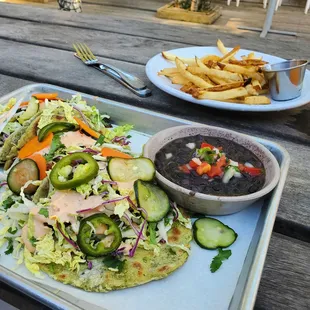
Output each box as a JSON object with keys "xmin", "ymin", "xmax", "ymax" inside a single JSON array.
[{"xmin": 0, "ymin": 93, "xmax": 191, "ymax": 280}]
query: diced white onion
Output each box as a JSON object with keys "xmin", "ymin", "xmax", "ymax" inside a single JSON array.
[
  {"xmin": 245, "ymin": 162, "xmax": 254, "ymax": 167},
  {"xmin": 165, "ymin": 153, "xmax": 173, "ymax": 159},
  {"xmin": 229, "ymin": 160, "xmax": 239, "ymax": 167},
  {"xmin": 222, "ymin": 167, "xmax": 235, "ymax": 184},
  {"xmin": 192, "ymin": 158, "xmax": 202, "ymax": 165},
  {"xmin": 213, "ymin": 148, "xmax": 220, "ymax": 154},
  {"xmin": 186, "ymin": 142, "xmax": 196, "ymax": 149},
  {"xmin": 234, "ymin": 172, "xmax": 242, "ymax": 178}
]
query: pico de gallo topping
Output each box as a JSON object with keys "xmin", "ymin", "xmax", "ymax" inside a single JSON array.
[{"xmin": 179, "ymin": 141, "xmax": 264, "ymax": 183}]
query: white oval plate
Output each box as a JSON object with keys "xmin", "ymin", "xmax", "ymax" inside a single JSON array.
[{"xmin": 146, "ymin": 46, "xmax": 310, "ymax": 112}]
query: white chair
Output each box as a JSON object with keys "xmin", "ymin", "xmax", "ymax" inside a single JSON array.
[
  {"xmin": 227, "ymin": 0, "xmax": 241, "ymax": 7},
  {"xmin": 305, "ymin": 0, "xmax": 310, "ymax": 14}
]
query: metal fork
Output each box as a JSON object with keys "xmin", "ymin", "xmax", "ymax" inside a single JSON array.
[{"xmin": 73, "ymin": 43, "xmax": 151, "ymax": 97}]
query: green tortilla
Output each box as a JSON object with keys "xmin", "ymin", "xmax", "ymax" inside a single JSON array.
[{"xmin": 39, "ymin": 221, "xmax": 192, "ymax": 292}]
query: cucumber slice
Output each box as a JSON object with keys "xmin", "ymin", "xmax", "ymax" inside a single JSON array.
[
  {"xmin": 18, "ymin": 97, "xmax": 39, "ymax": 125},
  {"xmin": 108, "ymin": 158, "xmax": 155, "ymax": 182},
  {"xmin": 193, "ymin": 218, "xmax": 237, "ymax": 249},
  {"xmin": 7, "ymin": 159, "xmax": 39, "ymax": 194},
  {"xmin": 134, "ymin": 180, "xmax": 170, "ymax": 222},
  {"xmin": 38, "ymin": 122, "xmax": 79, "ymax": 142}
]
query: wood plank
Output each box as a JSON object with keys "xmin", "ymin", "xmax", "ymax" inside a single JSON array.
[
  {"xmin": 256, "ymin": 233, "xmax": 310, "ymax": 310},
  {"xmin": 1, "ymin": 2, "xmax": 309, "ymax": 49},
  {"xmin": 0, "ymin": 38, "xmax": 309, "ymax": 145},
  {"xmin": 0, "ymin": 72, "xmax": 309, "ymax": 237}
]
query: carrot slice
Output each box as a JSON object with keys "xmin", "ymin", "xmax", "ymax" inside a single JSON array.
[
  {"xmin": 32, "ymin": 93, "xmax": 58, "ymax": 100},
  {"xmin": 101, "ymin": 147, "xmax": 132, "ymax": 159},
  {"xmin": 27, "ymin": 153, "xmax": 47, "ymax": 180},
  {"xmin": 18, "ymin": 133, "xmax": 53, "ymax": 159},
  {"xmin": 74, "ymin": 117, "xmax": 100, "ymax": 139}
]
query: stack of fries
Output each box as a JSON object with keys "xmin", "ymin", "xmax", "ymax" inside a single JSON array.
[{"xmin": 158, "ymin": 39, "xmax": 270, "ymax": 105}]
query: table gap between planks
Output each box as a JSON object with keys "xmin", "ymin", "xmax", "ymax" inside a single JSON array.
[{"xmin": 0, "ymin": 1, "xmax": 309, "ymax": 310}]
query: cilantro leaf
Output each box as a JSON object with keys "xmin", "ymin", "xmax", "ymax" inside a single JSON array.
[
  {"xmin": 210, "ymin": 249, "xmax": 232, "ymax": 273},
  {"xmin": 38, "ymin": 208, "xmax": 49, "ymax": 218},
  {"xmin": 96, "ymin": 134, "xmax": 105, "ymax": 146},
  {"xmin": 164, "ymin": 217, "xmax": 170, "ymax": 226},
  {"xmin": 29, "ymin": 236, "xmax": 37, "ymax": 247},
  {"xmin": 126, "ymin": 135, "xmax": 132, "ymax": 139},
  {"xmin": 8, "ymin": 227, "xmax": 18, "ymax": 235},
  {"xmin": 4, "ymin": 237, "xmax": 14, "ymax": 255},
  {"xmin": 103, "ymin": 255, "xmax": 125, "ymax": 272},
  {"xmin": 2, "ymin": 197, "xmax": 15, "ymax": 210},
  {"xmin": 148, "ymin": 222, "xmax": 157, "ymax": 245},
  {"xmin": 45, "ymin": 134, "xmax": 64, "ymax": 162}
]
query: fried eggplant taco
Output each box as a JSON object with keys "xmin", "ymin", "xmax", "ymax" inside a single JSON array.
[{"xmin": 0, "ymin": 94, "xmax": 192, "ymax": 292}]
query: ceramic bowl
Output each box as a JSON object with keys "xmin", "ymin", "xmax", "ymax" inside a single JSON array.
[{"xmin": 143, "ymin": 125, "xmax": 280, "ymax": 215}]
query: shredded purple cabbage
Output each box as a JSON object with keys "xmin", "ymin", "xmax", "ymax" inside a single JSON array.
[
  {"xmin": 0, "ymin": 182, "xmax": 7, "ymax": 187},
  {"xmin": 123, "ymin": 212, "xmax": 144, "ymax": 240},
  {"xmin": 101, "ymin": 191, "xmax": 109, "ymax": 197},
  {"xmin": 77, "ymin": 196, "xmax": 128, "ymax": 213},
  {"xmin": 73, "ymin": 106, "xmax": 89, "ymax": 126},
  {"xmin": 129, "ymin": 219, "xmax": 146, "ymax": 258},
  {"xmin": 56, "ymin": 222, "xmax": 79, "ymax": 249},
  {"xmin": 171, "ymin": 202, "xmax": 179, "ymax": 222},
  {"xmin": 126, "ymin": 196, "xmax": 137, "ymax": 209},
  {"xmin": 112, "ymin": 247, "xmax": 126, "ymax": 256},
  {"xmin": 82, "ymin": 148, "xmax": 99, "ymax": 155},
  {"xmin": 87, "ymin": 260, "xmax": 93, "ymax": 270},
  {"xmin": 112, "ymin": 136, "xmax": 131, "ymax": 146},
  {"xmin": 101, "ymin": 180, "xmax": 117, "ymax": 185}
]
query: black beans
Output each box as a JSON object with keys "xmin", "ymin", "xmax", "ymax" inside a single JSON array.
[{"xmin": 155, "ymin": 135, "xmax": 265, "ymax": 197}]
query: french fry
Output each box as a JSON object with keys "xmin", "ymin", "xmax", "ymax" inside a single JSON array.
[
  {"xmin": 229, "ymin": 59, "xmax": 268, "ymax": 66},
  {"xmin": 162, "ymin": 51, "xmax": 197, "ymax": 66},
  {"xmin": 217, "ymin": 39, "xmax": 236, "ymax": 60},
  {"xmin": 194, "ymin": 87, "xmax": 248, "ymax": 100},
  {"xmin": 258, "ymin": 89, "xmax": 269, "ymax": 95},
  {"xmin": 175, "ymin": 58, "xmax": 213, "ymax": 88},
  {"xmin": 180, "ymin": 83, "xmax": 198, "ymax": 95},
  {"xmin": 206, "ymin": 81, "xmax": 244, "ymax": 92},
  {"xmin": 196, "ymin": 57, "xmax": 242, "ymax": 82},
  {"xmin": 252, "ymin": 80, "xmax": 262, "ymax": 91},
  {"xmin": 159, "ymin": 39, "xmax": 270, "ymax": 105},
  {"xmin": 201, "ymin": 55, "xmax": 221, "ymax": 63},
  {"xmin": 245, "ymin": 84, "xmax": 258, "ymax": 96},
  {"xmin": 220, "ymin": 63, "xmax": 265, "ymax": 83},
  {"xmin": 170, "ymin": 74, "xmax": 190, "ymax": 85},
  {"xmin": 187, "ymin": 66, "xmax": 206, "ymax": 75},
  {"xmin": 219, "ymin": 46, "xmax": 240, "ymax": 63},
  {"xmin": 244, "ymin": 96, "xmax": 270, "ymax": 105},
  {"xmin": 158, "ymin": 68, "xmax": 179, "ymax": 76}
]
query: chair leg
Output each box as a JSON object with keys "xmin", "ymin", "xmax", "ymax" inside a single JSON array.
[
  {"xmin": 305, "ymin": 0, "xmax": 310, "ymax": 14},
  {"xmin": 263, "ymin": 0, "xmax": 268, "ymax": 9},
  {"xmin": 236, "ymin": 0, "xmax": 240, "ymax": 7},
  {"xmin": 227, "ymin": 0, "xmax": 231, "ymax": 6},
  {"xmin": 275, "ymin": 0, "xmax": 280, "ymax": 11}
]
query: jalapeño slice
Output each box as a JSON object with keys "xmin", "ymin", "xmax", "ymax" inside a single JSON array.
[
  {"xmin": 38, "ymin": 122, "xmax": 79, "ymax": 142},
  {"xmin": 49, "ymin": 152, "xmax": 99, "ymax": 190},
  {"xmin": 77, "ymin": 214, "xmax": 122, "ymax": 257}
]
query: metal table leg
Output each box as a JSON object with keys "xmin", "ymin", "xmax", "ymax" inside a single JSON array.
[{"xmin": 260, "ymin": 0, "xmax": 277, "ymax": 38}]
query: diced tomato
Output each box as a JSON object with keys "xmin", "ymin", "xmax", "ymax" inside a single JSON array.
[
  {"xmin": 239, "ymin": 164, "xmax": 262, "ymax": 176},
  {"xmin": 179, "ymin": 164, "xmax": 191, "ymax": 174},
  {"xmin": 207, "ymin": 155, "xmax": 227, "ymax": 178},
  {"xmin": 189, "ymin": 160, "xmax": 199, "ymax": 169},
  {"xmin": 217, "ymin": 146, "xmax": 223, "ymax": 151},
  {"xmin": 201, "ymin": 142, "xmax": 214, "ymax": 149},
  {"xmin": 196, "ymin": 162, "xmax": 211, "ymax": 176}
]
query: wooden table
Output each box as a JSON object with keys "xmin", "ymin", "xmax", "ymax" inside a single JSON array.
[{"xmin": 0, "ymin": 2, "xmax": 309, "ymax": 309}]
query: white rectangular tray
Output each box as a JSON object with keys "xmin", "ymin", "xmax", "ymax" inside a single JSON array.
[{"xmin": 0, "ymin": 84, "xmax": 290, "ymax": 310}]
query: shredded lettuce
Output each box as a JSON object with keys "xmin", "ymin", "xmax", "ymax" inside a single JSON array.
[
  {"xmin": 0, "ymin": 98, "xmax": 16, "ymax": 115},
  {"xmin": 2, "ymin": 121, "xmax": 22, "ymax": 135},
  {"xmin": 24, "ymin": 231, "xmax": 85, "ymax": 277}
]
